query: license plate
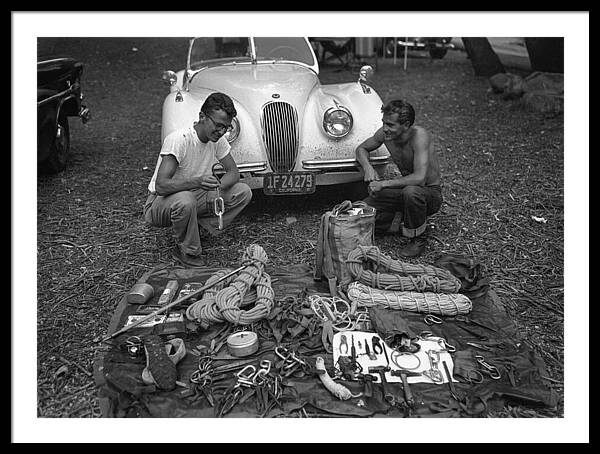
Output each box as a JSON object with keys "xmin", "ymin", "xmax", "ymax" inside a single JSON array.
[{"xmin": 263, "ymin": 172, "xmax": 316, "ymax": 195}]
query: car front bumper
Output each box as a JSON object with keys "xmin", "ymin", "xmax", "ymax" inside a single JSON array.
[{"xmin": 219, "ymin": 155, "xmax": 392, "ymax": 190}]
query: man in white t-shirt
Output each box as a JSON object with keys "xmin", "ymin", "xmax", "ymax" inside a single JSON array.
[{"xmin": 144, "ymin": 92, "xmax": 252, "ymax": 266}]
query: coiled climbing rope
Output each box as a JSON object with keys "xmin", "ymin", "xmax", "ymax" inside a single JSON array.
[
  {"xmin": 346, "ymin": 245, "xmax": 462, "ymax": 293},
  {"xmin": 185, "ymin": 269, "xmax": 258, "ymax": 324},
  {"xmin": 185, "ymin": 244, "xmax": 274, "ymax": 326},
  {"xmin": 347, "ymin": 282, "xmax": 472, "ymax": 316}
]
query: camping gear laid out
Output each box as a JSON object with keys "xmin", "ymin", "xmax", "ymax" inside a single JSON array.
[
  {"xmin": 332, "ymin": 331, "xmax": 457, "ymax": 385},
  {"xmin": 95, "ymin": 252, "xmax": 558, "ymax": 418},
  {"xmin": 345, "ymin": 245, "xmax": 473, "ymax": 316}
]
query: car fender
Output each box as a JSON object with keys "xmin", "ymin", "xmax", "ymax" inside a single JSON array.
[
  {"xmin": 161, "ymin": 90, "xmax": 265, "ymax": 166},
  {"xmin": 298, "ymin": 81, "xmax": 388, "ymax": 162},
  {"xmin": 161, "ymin": 90, "xmax": 204, "ymax": 141},
  {"xmin": 37, "ymin": 102, "xmax": 57, "ymax": 162},
  {"xmin": 226, "ymin": 103, "xmax": 265, "ymax": 167}
]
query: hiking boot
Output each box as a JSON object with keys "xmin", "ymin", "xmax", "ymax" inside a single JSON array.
[
  {"xmin": 398, "ymin": 236, "xmax": 427, "ymax": 258},
  {"xmin": 142, "ymin": 334, "xmax": 177, "ymax": 391},
  {"xmin": 172, "ymin": 246, "xmax": 205, "ymax": 267}
]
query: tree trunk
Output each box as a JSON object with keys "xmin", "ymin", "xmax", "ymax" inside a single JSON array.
[
  {"xmin": 461, "ymin": 38, "xmax": 505, "ymax": 78},
  {"xmin": 524, "ymin": 38, "xmax": 564, "ymax": 73}
]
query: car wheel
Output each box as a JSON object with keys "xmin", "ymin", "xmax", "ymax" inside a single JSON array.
[
  {"xmin": 429, "ymin": 48, "xmax": 448, "ymax": 59},
  {"xmin": 40, "ymin": 116, "xmax": 70, "ymax": 174}
]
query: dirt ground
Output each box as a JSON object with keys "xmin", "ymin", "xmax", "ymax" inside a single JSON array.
[{"xmin": 35, "ymin": 38, "xmax": 564, "ymax": 418}]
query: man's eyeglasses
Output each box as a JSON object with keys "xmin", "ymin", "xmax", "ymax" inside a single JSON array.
[{"xmin": 205, "ymin": 113, "xmax": 233, "ymax": 133}]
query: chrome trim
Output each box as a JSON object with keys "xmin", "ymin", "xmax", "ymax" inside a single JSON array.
[
  {"xmin": 302, "ymin": 156, "xmax": 390, "ymax": 170},
  {"xmin": 37, "ymin": 85, "xmax": 78, "ymax": 107},
  {"xmin": 396, "ymin": 40, "xmax": 455, "ymax": 50},
  {"xmin": 250, "ymin": 38, "xmax": 257, "ymax": 64},
  {"xmin": 322, "ymin": 104, "xmax": 353, "ymax": 139},
  {"xmin": 261, "ymin": 101, "xmax": 299, "ymax": 173},
  {"xmin": 212, "ymin": 162, "xmax": 268, "ymax": 174}
]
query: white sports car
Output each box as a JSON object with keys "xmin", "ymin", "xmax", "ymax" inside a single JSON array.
[{"xmin": 161, "ymin": 37, "xmax": 390, "ymax": 195}]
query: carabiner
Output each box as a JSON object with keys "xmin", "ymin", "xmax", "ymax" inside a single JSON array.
[
  {"xmin": 253, "ymin": 361, "xmax": 271, "ymax": 384},
  {"xmin": 259, "ymin": 359, "xmax": 271, "ymax": 374},
  {"xmin": 275, "ymin": 346, "xmax": 291, "ymax": 361},
  {"xmin": 213, "ymin": 195, "xmax": 224, "ymax": 216},
  {"xmin": 475, "ymin": 355, "xmax": 502, "ymax": 380},
  {"xmin": 455, "ymin": 369, "xmax": 484, "ymax": 384},
  {"xmin": 424, "ymin": 314, "xmax": 443, "ymax": 326},
  {"xmin": 437, "ymin": 338, "xmax": 456, "ymax": 353},
  {"xmin": 423, "ymin": 369, "xmax": 444, "ymax": 383},
  {"xmin": 236, "ymin": 364, "xmax": 257, "ymax": 381},
  {"xmin": 427, "ymin": 349, "xmax": 441, "ymax": 366}
]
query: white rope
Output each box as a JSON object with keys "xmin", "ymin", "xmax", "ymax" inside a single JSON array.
[
  {"xmin": 346, "ymin": 246, "xmax": 461, "ymax": 293},
  {"xmin": 347, "ymin": 282, "xmax": 472, "ymax": 316}
]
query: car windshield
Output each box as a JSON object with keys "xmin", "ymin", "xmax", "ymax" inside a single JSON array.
[{"xmin": 189, "ymin": 37, "xmax": 315, "ymax": 69}]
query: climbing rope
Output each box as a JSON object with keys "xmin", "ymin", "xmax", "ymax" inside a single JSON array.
[
  {"xmin": 347, "ymin": 282, "xmax": 472, "ymax": 316},
  {"xmin": 186, "ymin": 269, "xmax": 258, "ymax": 324},
  {"xmin": 215, "ymin": 244, "xmax": 274, "ymax": 325},
  {"xmin": 185, "ymin": 244, "xmax": 274, "ymax": 326},
  {"xmin": 346, "ymin": 245, "xmax": 462, "ymax": 293}
]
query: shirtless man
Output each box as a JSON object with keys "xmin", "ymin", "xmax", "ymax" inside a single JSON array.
[{"xmin": 356, "ymin": 99, "xmax": 443, "ymax": 258}]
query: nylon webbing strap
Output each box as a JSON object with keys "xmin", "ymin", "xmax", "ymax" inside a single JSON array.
[
  {"xmin": 313, "ymin": 211, "xmax": 327, "ymax": 280},
  {"xmin": 321, "ymin": 212, "xmax": 338, "ymax": 295}
]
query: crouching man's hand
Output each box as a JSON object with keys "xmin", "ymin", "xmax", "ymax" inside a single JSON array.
[
  {"xmin": 363, "ymin": 166, "xmax": 379, "ymax": 183},
  {"xmin": 196, "ymin": 175, "xmax": 220, "ymax": 191},
  {"xmin": 368, "ymin": 180, "xmax": 385, "ymax": 196}
]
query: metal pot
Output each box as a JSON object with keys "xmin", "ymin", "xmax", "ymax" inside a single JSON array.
[
  {"xmin": 127, "ymin": 283, "xmax": 155, "ymax": 305},
  {"xmin": 227, "ymin": 331, "xmax": 259, "ymax": 357}
]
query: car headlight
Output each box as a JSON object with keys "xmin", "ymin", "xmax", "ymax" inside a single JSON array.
[
  {"xmin": 224, "ymin": 117, "xmax": 240, "ymax": 143},
  {"xmin": 323, "ymin": 106, "xmax": 353, "ymax": 138}
]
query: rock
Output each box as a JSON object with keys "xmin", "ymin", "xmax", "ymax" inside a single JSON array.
[
  {"xmin": 488, "ymin": 73, "xmax": 511, "ymax": 93},
  {"xmin": 489, "ymin": 71, "xmax": 564, "ymax": 114},
  {"xmin": 521, "ymin": 91, "xmax": 564, "ymax": 115},
  {"xmin": 523, "ymin": 71, "xmax": 563, "ymax": 95},
  {"xmin": 488, "ymin": 72, "xmax": 525, "ymax": 99}
]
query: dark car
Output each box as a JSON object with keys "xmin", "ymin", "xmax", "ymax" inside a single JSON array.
[
  {"xmin": 37, "ymin": 56, "xmax": 90, "ymax": 174},
  {"xmin": 383, "ymin": 37, "xmax": 455, "ymax": 59}
]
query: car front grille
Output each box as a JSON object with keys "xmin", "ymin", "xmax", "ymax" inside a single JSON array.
[{"xmin": 260, "ymin": 101, "xmax": 299, "ymax": 173}]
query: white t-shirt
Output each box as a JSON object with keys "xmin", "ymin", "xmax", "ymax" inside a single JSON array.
[{"xmin": 148, "ymin": 126, "xmax": 231, "ymax": 194}]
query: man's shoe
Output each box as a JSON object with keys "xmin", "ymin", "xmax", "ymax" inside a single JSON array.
[
  {"xmin": 172, "ymin": 246, "xmax": 205, "ymax": 267},
  {"xmin": 398, "ymin": 236, "xmax": 427, "ymax": 258},
  {"xmin": 142, "ymin": 335, "xmax": 177, "ymax": 391}
]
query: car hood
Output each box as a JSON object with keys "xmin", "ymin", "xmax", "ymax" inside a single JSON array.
[{"xmin": 188, "ymin": 63, "xmax": 319, "ymax": 113}]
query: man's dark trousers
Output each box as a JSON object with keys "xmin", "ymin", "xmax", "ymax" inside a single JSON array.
[{"xmin": 363, "ymin": 184, "xmax": 443, "ymax": 237}]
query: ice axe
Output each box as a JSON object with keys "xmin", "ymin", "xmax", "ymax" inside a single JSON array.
[{"xmin": 97, "ymin": 260, "xmax": 257, "ymax": 343}]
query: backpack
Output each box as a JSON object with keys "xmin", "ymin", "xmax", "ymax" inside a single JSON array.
[{"xmin": 314, "ymin": 200, "xmax": 376, "ymax": 295}]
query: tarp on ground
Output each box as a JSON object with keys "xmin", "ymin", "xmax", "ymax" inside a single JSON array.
[{"xmin": 93, "ymin": 262, "xmax": 558, "ymax": 418}]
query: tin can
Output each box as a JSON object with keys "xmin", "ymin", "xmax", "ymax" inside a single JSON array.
[
  {"xmin": 127, "ymin": 283, "xmax": 155, "ymax": 305},
  {"xmin": 227, "ymin": 331, "xmax": 259, "ymax": 357},
  {"xmin": 157, "ymin": 280, "xmax": 179, "ymax": 306}
]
